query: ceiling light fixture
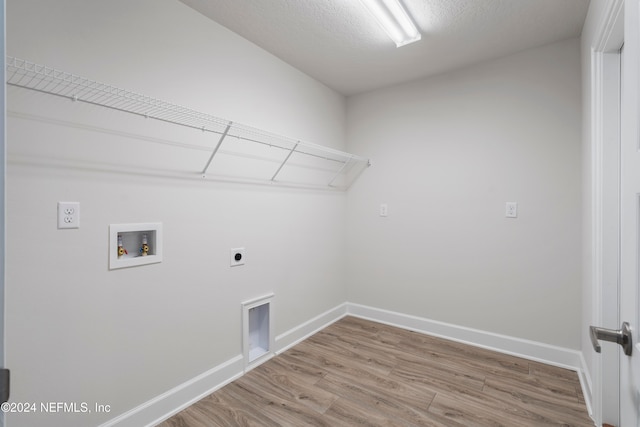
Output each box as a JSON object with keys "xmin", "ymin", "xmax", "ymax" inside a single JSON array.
[{"xmin": 359, "ymin": 0, "xmax": 421, "ymax": 47}]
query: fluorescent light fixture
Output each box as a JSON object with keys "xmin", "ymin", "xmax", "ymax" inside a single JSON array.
[{"xmin": 359, "ymin": 0, "xmax": 421, "ymax": 47}]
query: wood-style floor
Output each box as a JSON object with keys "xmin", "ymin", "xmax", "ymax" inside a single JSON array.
[{"xmin": 158, "ymin": 316, "xmax": 594, "ymax": 426}]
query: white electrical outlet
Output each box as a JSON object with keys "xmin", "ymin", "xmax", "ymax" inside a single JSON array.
[
  {"xmin": 379, "ymin": 203, "xmax": 388, "ymax": 217},
  {"xmin": 58, "ymin": 202, "xmax": 80, "ymax": 229},
  {"xmin": 505, "ymin": 202, "xmax": 518, "ymax": 218}
]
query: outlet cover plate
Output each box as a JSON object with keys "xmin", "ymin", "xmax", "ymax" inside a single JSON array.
[{"xmin": 58, "ymin": 202, "xmax": 80, "ymax": 229}]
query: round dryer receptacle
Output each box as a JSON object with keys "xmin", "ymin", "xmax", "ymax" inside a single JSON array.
[{"xmin": 230, "ymin": 248, "xmax": 246, "ymax": 266}]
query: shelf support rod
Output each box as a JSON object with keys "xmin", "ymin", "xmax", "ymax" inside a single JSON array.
[
  {"xmin": 328, "ymin": 156, "xmax": 352, "ymax": 187},
  {"xmin": 201, "ymin": 121, "xmax": 233, "ymax": 176},
  {"xmin": 271, "ymin": 142, "xmax": 299, "ymax": 182}
]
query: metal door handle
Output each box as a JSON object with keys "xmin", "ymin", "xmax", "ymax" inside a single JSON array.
[{"xmin": 590, "ymin": 321, "xmax": 632, "ymax": 356}]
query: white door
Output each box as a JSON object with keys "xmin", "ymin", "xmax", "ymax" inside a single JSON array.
[{"xmin": 619, "ymin": 1, "xmax": 640, "ymax": 424}]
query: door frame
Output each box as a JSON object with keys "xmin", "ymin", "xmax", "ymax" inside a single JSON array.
[
  {"xmin": 588, "ymin": 0, "xmax": 624, "ymax": 424},
  {"xmin": 618, "ymin": 0, "xmax": 640, "ymax": 423},
  {"xmin": 1, "ymin": 0, "xmax": 6, "ymax": 424},
  {"xmin": 599, "ymin": 48, "xmax": 622, "ymax": 426}
]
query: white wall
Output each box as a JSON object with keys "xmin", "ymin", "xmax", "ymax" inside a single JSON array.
[
  {"xmin": 6, "ymin": 1, "xmax": 347, "ymax": 426},
  {"xmin": 346, "ymin": 38, "xmax": 582, "ymax": 348},
  {"xmin": 5, "ymin": 1, "xmax": 589, "ymax": 425}
]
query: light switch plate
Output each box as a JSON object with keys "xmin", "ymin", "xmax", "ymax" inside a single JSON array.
[
  {"xmin": 505, "ymin": 202, "xmax": 518, "ymax": 218},
  {"xmin": 58, "ymin": 202, "xmax": 80, "ymax": 229}
]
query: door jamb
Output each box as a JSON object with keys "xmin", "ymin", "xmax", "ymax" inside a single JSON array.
[{"xmin": 588, "ymin": 0, "xmax": 624, "ymax": 424}]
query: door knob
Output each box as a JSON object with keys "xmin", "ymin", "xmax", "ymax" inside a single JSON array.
[{"xmin": 589, "ymin": 322, "xmax": 632, "ymax": 356}]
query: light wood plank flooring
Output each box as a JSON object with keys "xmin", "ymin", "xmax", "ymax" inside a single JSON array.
[{"xmin": 158, "ymin": 316, "xmax": 593, "ymax": 426}]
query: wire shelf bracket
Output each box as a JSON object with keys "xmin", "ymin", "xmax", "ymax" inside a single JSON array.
[
  {"xmin": 6, "ymin": 57, "xmax": 370, "ymax": 190},
  {"xmin": 201, "ymin": 121, "xmax": 233, "ymax": 177},
  {"xmin": 328, "ymin": 155, "xmax": 353, "ymax": 187},
  {"xmin": 271, "ymin": 142, "xmax": 299, "ymax": 182}
]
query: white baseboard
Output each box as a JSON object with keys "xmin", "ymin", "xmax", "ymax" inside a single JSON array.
[
  {"xmin": 346, "ymin": 303, "xmax": 584, "ymax": 369},
  {"xmin": 97, "ymin": 355, "xmax": 244, "ymax": 427},
  {"xmin": 99, "ymin": 304, "xmax": 348, "ymax": 427},
  {"xmin": 100, "ymin": 301, "xmax": 594, "ymax": 426},
  {"xmin": 577, "ymin": 352, "xmax": 594, "ymax": 419},
  {"xmin": 346, "ymin": 302, "xmax": 594, "ymax": 419},
  {"xmin": 275, "ymin": 302, "xmax": 347, "ymax": 354}
]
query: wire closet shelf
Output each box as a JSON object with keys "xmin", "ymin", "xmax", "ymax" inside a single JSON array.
[{"xmin": 5, "ymin": 57, "xmax": 370, "ymax": 189}]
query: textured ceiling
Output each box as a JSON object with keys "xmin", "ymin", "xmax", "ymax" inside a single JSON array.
[{"xmin": 179, "ymin": 0, "xmax": 589, "ymax": 96}]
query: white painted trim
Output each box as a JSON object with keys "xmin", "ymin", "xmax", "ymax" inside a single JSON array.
[
  {"xmin": 578, "ymin": 351, "xmax": 594, "ymax": 418},
  {"xmin": 592, "ymin": 0, "xmax": 625, "ymax": 52},
  {"xmin": 97, "ymin": 355, "xmax": 244, "ymax": 427},
  {"xmin": 96, "ymin": 303, "xmax": 348, "ymax": 427},
  {"xmin": 585, "ymin": 1, "xmax": 624, "ymax": 424},
  {"xmin": 588, "ymin": 47, "xmax": 606, "ymax": 426},
  {"xmin": 347, "ymin": 303, "xmax": 594, "ymax": 421},
  {"xmin": 0, "ymin": 2, "xmax": 5, "ymax": 426},
  {"xmin": 347, "ymin": 303, "xmax": 586, "ymax": 373},
  {"xmin": 274, "ymin": 302, "xmax": 347, "ymax": 354},
  {"xmin": 99, "ymin": 302, "xmax": 594, "ymax": 426}
]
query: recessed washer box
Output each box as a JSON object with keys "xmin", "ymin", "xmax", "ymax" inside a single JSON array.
[{"xmin": 109, "ymin": 223, "xmax": 163, "ymax": 270}]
